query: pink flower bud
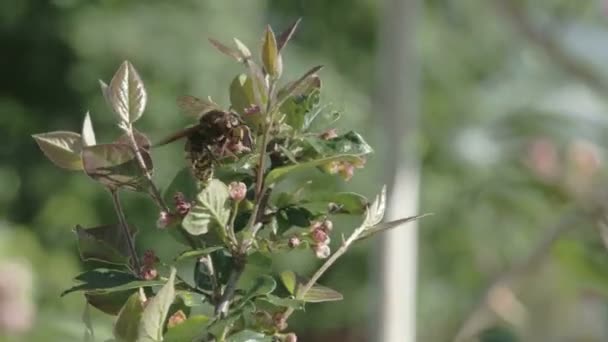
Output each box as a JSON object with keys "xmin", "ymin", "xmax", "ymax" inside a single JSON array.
[
  {"xmin": 320, "ymin": 128, "xmax": 338, "ymax": 140},
  {"xmin": 140, "ymin": 267, "xmax": 158, "ymax": 280},
  {"xmin": 311, "ymin": 228, "xmax": 329, "ymax": 244},
  {"xmin": 273, "ymin": 312, "xmax": 288, "ymax": 331},
  {"xmin": 173, "ymin": 192, "xmax": 191, "ymax": 216},
  {"xmin": 244, "ymin": 104, "xmax": 261, "ymax": 115},
  {"xmin": 314, "ymin": 244, "xmax": 331, "ymax": 259},
  {"xmin": 229, "ymin": 181, "xmax": 247, "ymax": 201},
  {"xmin": 167, "ymin": 310, "xmax": 187, "ymax": 328},
  {"xmin": 288, "ymin": 236, "xmax": 301, "ymax": 248},
  {"xmin": 156, "ymin": 211, "xmax": 173, "ymax": 229}
]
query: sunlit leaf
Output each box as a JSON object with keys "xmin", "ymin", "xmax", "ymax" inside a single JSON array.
[
  {"xmin": 279, "ymin": 271, "xmax": 297, "ymax": 295},
  {"xmin": 163, "ymin": 315, "xmax": 210, "ymax": 342},
  {"xmin": 265, "ymin": 154, "xmax": 362, "ymax": 185},
  {"xmin": 32, "ymin": 131, "xmax": 83, "ymax": 170},
  {"xmin": 261, "ymin": 25, "xmax": 282, "ymax": 78},
  {"xmin": 280, "ymin": 77, "xmax": 320, "ymax": 131},
  {"xmin": 305, "ymin": 131, "xmax": 373, "ymax": 157},
  {"xmin": 276, "ymin": 18, "xmax": 302, "ymax": 52},
  {"xmin": 233, "ymin": 38, "xmax": 252, "ymax": 60},
  {"xmin": 300, "ymin": 283, "xmax": 343, "ymax": 303},
  {"xmin": 82, "ymin": 112, "xmax": 97, "ymax": 147},
  {"xmin": 208, "ymin": 38, "xmax": 243, "ymax": 62},
  {"xmin": 357, "ymin": 214, "xmax": 430, "ymax": 242},
  {"xmin": 61, "ymin": 269, "xmax": 165, "ymax": 297},
  {"xmin": 230, "ymin": 74, "xmax": 256, "ymax": 115},
  {"xmin": 363, "ymin": 185, "xmax": 387, "ymax": 228},
  {"xmin": 227, "ymin": 330, "xmax": 272, "ymax": 342},
  {"xmin": 177, "ymin": 95, "xmax": 220, "ymax": 118},
  {"xmin": 82, "ymin": 143, "xmax": 152, "ymax": 191},
  {"xmin": 245, "ymin": 60, "xmax": 267, "ymax": 108},
  {"xmin": 113, "ymin": 291, "xmax": 144, "ymax": 342},
  {"xmin": 75, "ymin": 224, "xmax": 137, "ymax": 265},
  {"xmin": 106, "ymin": 61, "xmax": 147, "ymax": 124},
  {"xmin": 137, "ymin": 268, "xmax": 177, "ymax": 341},
  {"xmin": 182, "ymin": 179, "xmax": 230, "ymax": 235}
]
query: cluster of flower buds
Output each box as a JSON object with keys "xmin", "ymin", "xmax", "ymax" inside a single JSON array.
[
  {"xmin": 173, "ymin": 192, "xmax": 191, "ymax": 216},
  {"xmin": 229, "ymin": 181, "xmax": 247, "ymax": 202},
  {"xmin": 167, "ymin": 310, "xmax": 187, "ymax": 328},
  {"xmin": 310, "ymin": 219, "xmax": 333, "ymax": 259},
  {"xmin": 324, "ymin": 158, "xmax": 366, "ymax": 181},
  {"xmin": 139, "ymin": 250, "xmax": 158, "ymax": 280}
]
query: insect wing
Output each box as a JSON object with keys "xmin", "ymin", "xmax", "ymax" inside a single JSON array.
[{"xmin": 177, "ymin": 95, "xmax": 219, "ymax": 118}]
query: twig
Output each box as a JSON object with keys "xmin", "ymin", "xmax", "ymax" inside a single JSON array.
[
  {"xmin": 110, "ymin": 189, "xmax": 140, "ymax": 272},
  {"xmin": 281, "ymin": 217, "xmax": 370, "ymax": 322},
  {"xmin": 452, "ymin": 209, "xmax": 584, "ymax": 342},
  {"xmin": 493, "ymin": 0, "xmax": 608, "ymax": 95},
  {"xmin": 123, "ymin": 124, "xmax": 170, "ymax": 213}
]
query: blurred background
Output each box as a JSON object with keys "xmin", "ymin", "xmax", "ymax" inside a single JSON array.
[{"xmin": 3, "ymin": 0, "xmax": 608, "ymax": 341}]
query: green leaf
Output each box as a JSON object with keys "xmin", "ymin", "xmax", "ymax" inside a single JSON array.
[
  {"xmin": 265, "ymin": 154, "xmax": 363, "ymax": 185},
  {"xmin": 137, "ymin": 268, "xmax": 177, "ymax": 342},
  {"xmin": 82, "ymin": 143, "xmax": 152, "ymax": 191},
  {"xmin": 279, "ymin": 271, "xmax": 297, "ymax": 295},
  {"xmin": 163, "ymin": 167, "xmax": 197, "ymax": 206},
  {"xmin": 305, "ymin": 131, "xmax": 373, "ymax": 156},
  {"xmin": 259, "ymin": 294, "xmax": 304, "ymax": 310},
  {"xmin": 32, "ymin": 131, "xmax": 83, "ymax": 170},
  {"xmin": 106, "ymin": 61, "xmax": 147, "ymax": 124},
  {"xmin": 236, "ymin": 275, "xmax": 276, "ymax": 311},
  {"xmin": 300, "ymin": 283, "xmax": 343, "ymax": 303},
  {"xmin": 163, "ymin": 315, "xmax": 210, "ymax": 342},
  {"xmin": 174, "ymin": 246, "xmax": 225, "ymax": 262},
  {"xmin": 176, "ymin": 95, "xmax": 220, "ymax": 118},
  {"xmin": 86, "ymin": 290, "xmax": 137, "ymax": 315},
  {"xmin": 228, "ymin": 330, "xmax": 272, "ymax": 342},
  {"xmin": 113, "ymin": 291, "xmax": 145, "ymax": 342},
  {"xmin": 245, "ymin": 60, "xmax": 267, "ymax": 108},
  {"xmin": 75, "ymin": 224, "xmax": 137, "ymax": 265},
  {"xmin": 276, "ymin": 18, "xmax": 301, "ymax": 52},
  {"xmin": 61, "ymin": 269, "xmax": 165, "ymax": 297},
  {"xmin": 182, "ymin": 179, "xmax": 231, "ymax": 235},
  {"xmin": 304, "ymin": 192, "xmax": 368, "ymax": 215},
  {"xmin": 233, "ymin": 38, "xmax": 252, "ymax": 60},
  {"xmin": 276, "ymin": 207, "xmax": 313, "ymax": 234},
  {"xmin": 275, "ymin": 65, "xmax": 323, "ymax": 110},
  {"xmin": 280, "ymin": 82, "xmax": 320, "ymax": 132},
  {"xmin": 356, "ymin": 214, "xmax": 430, "ymax": 242},
  {"xmin": 261, "ymin": 25, "xmax": 282, "ymax": 78},
  {"xmin": 230, "ymin": 74, "xmax": 256, "ymax": 115},
  {"xmin": 82, "ymin": 112, "xmax": 97, "ymax": 147}
]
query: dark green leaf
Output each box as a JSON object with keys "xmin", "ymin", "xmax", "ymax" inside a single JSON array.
[
  {"xmin": 182, "ymin": 179, "xmax": 230, "ymax": 235},
  {"xmin": 106, "ymin": 61, "xmax": 147, "ymax": 124},
  {"xmin": 32, "ymin": 131, "xmax": 83, "ymax": 170},
  {"xmin": 174, "ymin": 246, "xmax": 225, "ymax": 262},
  {"xmin": 61, "ymin": 269, "xmax": 165, "ymax": 297},
  {"xmin": 305, "ymin": 131, "xmax": 373, "ymax": 157},
  {"xmin": 82, "ymin": 143, "xmax": 153, "ymax": 191},
  {"xmin": 238, "ymin": 275, "xmax": 276, "ymax": 308},
  {"xmin": 75, "ymin": 224, "xmax": 137, "ymax": 265},
  {"xmin": 303, "ymin": 192, "xmax": 368, "ymax": 215},
  {"xmin": 163, "ymin": 315, "xmax": 210, "ymax": 342},
  {"xmin": 85, "ymin": 290, "xmax": 136, "ymax": 315},
  {"xmin": 163, "ymin": 167, "xmax": 198, "ymax": 205},
  {"xmin": 113, "ymin": 291, "xmax": 144, "ymax": 342},
  {"xmin": 138, "ymin": 268, "xmax": 177, "ymax": 341}
]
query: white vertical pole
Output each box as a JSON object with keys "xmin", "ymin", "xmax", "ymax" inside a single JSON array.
[{"xmin": 374, "ymin": 0, "xmax": 421, "ymax": 340}]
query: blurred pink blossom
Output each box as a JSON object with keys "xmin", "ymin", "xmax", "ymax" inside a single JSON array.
[{"xmin": 0, "ymin": 260, "xmax": 34, "ymax": 334}]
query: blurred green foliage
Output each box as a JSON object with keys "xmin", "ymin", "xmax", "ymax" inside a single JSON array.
[{"xmin": 4, "ymin": 0, "xmax": 608, "ymax": 341}]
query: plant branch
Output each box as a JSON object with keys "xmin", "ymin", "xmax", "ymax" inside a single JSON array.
[
  {"xmin": 123, "ymin": 124, "xmax": 170, "ymax": 213},
  {"xmin": 493, "ymin": 0, "xmax": 608, "ymax": 95},
  {"xmin": 110, "ymin": 189, "xmax": 140, "ymax": 272}
]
